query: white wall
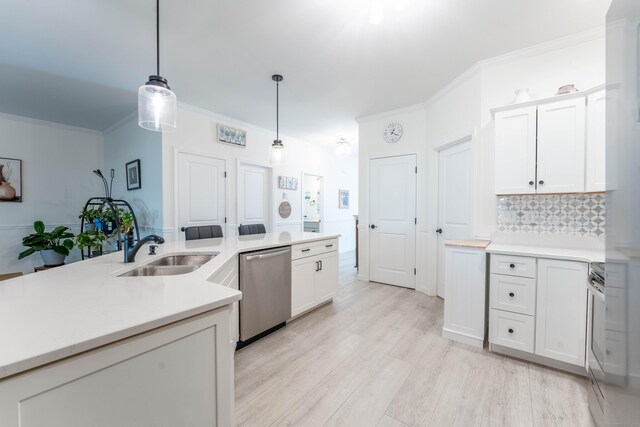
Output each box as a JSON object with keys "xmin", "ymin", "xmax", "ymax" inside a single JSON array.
[
  {"xmin": 0, "ymin": 113, "xmax": 104, "ymax": 274},
  {"xmin": 103, "ymin": 115, "xmax": 164, "ymax": 233},
  {"xmin": 358, "ymin": 28, "xmax": 605, "ymax": 295},
  {"xmin": 161, "ymin": 104, "xmax": 359, "ymax": 253}
]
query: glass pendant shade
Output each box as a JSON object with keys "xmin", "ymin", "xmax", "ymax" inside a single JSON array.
[
  {"xmin": 336, "ymin": 139, "xmax": 352, "ymax": 156},
  {"xmin": 138, "ymin": 77, "xmax": 177, "ymax": 132},
  {"xmin": 270, "ymin": 140, "xmax": 285, "ymax": 165}
]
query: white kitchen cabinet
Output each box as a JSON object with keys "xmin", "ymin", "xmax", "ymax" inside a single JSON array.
[
  {"xmin": 494, "ymin": 106, "xmax": 538, "ymax": 195},
  {"xmin": 0, "ymin": 308, "xmax": 233, "ymax": 427},
  {"xmin": 537, "ymin": 98, "xmax": 586, "ymax": 193},
  {"xmin": 291, "ymin": 239, "xmax": 339, "ymax": 317},
  {"xmin": 586, "ymin": 89, "xmax": 606, "ymax": 192},
  {"xmin": 493, "ymin": 85, "xmax": 603, "ymax": 195},
  {"xmin": 442, "ymin": 245, "xmax": 487, "ymax": 348},
  {"xmin": 535, "ymin": 259, "xmax": 588, "ymax": 366}
]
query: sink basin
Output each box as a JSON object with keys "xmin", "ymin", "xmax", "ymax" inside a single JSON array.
[
  {"xmin": 119, "ymin": 265, "xmax": 201, "ymax": 277},
  {"xmin": 147, "ymin": 253, "xmax": 216, "ymax": 267}
]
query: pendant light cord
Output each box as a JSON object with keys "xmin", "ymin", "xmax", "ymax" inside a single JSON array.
[
  {"xmin": 276, "ymin": 81, "xmax": 279, "ymax": 140},
  {"xmin": 156, "ymin": 0, "xmax": 160, "ymax": 76}
]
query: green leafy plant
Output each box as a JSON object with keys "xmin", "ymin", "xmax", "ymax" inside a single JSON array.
[
  {"xmin": 76, "ymin": 230, "xmax": 108, "ymax": 251},
  {"xmin": 18, "ymin": 221, "xmax": 75, "ymax": 260},
  {"xmin": 117, "ymin": 208, "xmax": 135, "ymax": 234},
  {"xmin": 79, "ymin": 207, "xmax": 101, "ymax": 223}
]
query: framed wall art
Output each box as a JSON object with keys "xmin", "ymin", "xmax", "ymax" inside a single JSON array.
[
  {"xmin": 338, "ymin": 189, "xmax": 349, "ymax": 209},
  {"xmin": 126, "ymin": 159, "xmax": 142, "ymax": 191},
  {"xmin": 217, "ymin": 124, "xmax": 247, "ymax": 148},
  {"xmin": 0, "ymin": 157, "xmax": 22, "ymax": 202}
]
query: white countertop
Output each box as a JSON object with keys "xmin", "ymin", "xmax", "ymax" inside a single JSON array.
[
  {"xmin": 486, "ymin": 242, "xmax": 604, "ymax": 263},
  {"xmin": 0, "ymin": 231, "xmax": 338, "ymax": 380}
]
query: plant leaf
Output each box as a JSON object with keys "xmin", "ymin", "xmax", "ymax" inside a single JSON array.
[
  {"xmin": 52, "ymin": 246, "xmax": 69, "ymax": 256},
  {"xmin": 63, "ymin": 239, "xmax": 74, "ymax": 250},
  {"xmin": 18, "ymin": 248, "xmax": 36, "ymax": 260},
  {"xmin": 34, "ymin": 221, "xmax": 45, "ymax": 234}
]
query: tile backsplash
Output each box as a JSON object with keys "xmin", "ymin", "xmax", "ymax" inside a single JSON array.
[{"xmin": 497, "ymin": 194, "xmax": 605, "ymax": 237}]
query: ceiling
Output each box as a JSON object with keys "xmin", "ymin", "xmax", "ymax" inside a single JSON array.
[{"xmin": 0, "ymin": 0, "xmax": 609, "ymax": 146}]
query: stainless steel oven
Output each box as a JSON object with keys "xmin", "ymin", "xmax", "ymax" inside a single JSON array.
[{"xmin": 587, "ymin": 261, "xmax": 605, "ymax": 427}]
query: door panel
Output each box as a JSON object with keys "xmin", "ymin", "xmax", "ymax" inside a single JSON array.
[
  {"xmin": 537, "ymin": 98, "xmax": 586, "ymax": 194},
  {"xmin": 238, "ymin": 163, "xmax": 272, "ymax": 231},
  {"xmin": 291, "ymin": 257, "xmax": 317, "ymax": 317},
  {"xmin": 316, "ymin": 252, "xmax": 339, "ymax": 303},
  {"xmin": 586, "ymin": 90, "xmax": 606, "ymax": 192},
  {"xmin": 437, "ymin": 140, "xmax": 473, "ymax": 298},
  {"xmin": 369, "ymin": 155, "xmax": 416, "ymax": 289},
  {"xmin": 535, "ymin": 259, "xmax": 588, "ymax": 365},
  {"xmin": 494, "ymin": 106, "xmax": 537, "ymax": 195},
  {"xmin": 178, "ymin": 153, "xmax": 226, "ymax": 236}
]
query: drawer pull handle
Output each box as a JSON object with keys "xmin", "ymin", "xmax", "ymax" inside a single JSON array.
[
  {"xmin": 509, "ymin": 263, "xmax": 515, "ymax": 269},
  {"xmin": 302, "ymin": 249, "xmax": 311, "ymax": 253},
  {"xmin": 326, "ymin": 244, "xmax": 333, "ymax": 248},
  {"xmin": 508, "ymin": 328, "xmax": 514, "ymax": 334},
  {"xmin": 509, "ymin": 292, "xmax": 515, "ymax": 297}
]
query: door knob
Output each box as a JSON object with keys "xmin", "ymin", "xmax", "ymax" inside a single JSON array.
[
  {"xmin": 539, "ymin": 180, "xmax": 545, "ymax": 185},
  {"xmin": 529, "ymin": 181, "xmax": 534, "ymax": 186},
  {"xmin": 370, "ymin": 224, "xmax": 377, "ymax": 229},
  {"xmin": 509, "ymin": 292, "xmax": 515, "ymax": 297},
  {"xmin": 435, "ymin": 228, "xmax": 443, "ymax": 234}
]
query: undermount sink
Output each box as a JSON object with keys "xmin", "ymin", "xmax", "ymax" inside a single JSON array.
[
  {"xmin": 118, "ymin": 253, "xmax": 218, "ymax": 277},
  {"xmin": 147, "ymin": 254, "xmax": 216, "ymax": 267},
  {"xmin": 119, "ymin": 265, "xmax": 202, "ymax": 277}
]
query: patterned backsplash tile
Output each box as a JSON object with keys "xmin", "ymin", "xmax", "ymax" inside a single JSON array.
[{"xmin": 497, "ymin": 193, "xmax": 605, "ymax": 237}]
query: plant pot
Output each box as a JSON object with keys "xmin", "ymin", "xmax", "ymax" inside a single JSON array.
[
  {"xmin": 85, "ymin": 223, "xmax": 97, "ymax": 232},
  {"xmin": 40, "ymin": 250, "xmax": 65, "ymax": 267}
]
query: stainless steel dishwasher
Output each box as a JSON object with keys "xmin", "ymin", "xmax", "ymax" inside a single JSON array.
[{"xmin": 238, "ymin": 246, "xmax": 291, "ymax": 347}]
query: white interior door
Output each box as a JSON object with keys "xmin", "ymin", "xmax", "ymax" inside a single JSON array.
[
  {"xmin": 437, "ymin": 139, "xmax": 473, "ymax": 298},
  {"xmin": 237, "ymin": 163, "xmax": 272, "ymax": 231},
  {"xmin": 369, "ymin": 154, "xmax": 417, "ymax": 289},
  {"xmin": 177, "ymin": 152, "xmax": 226, "ymax": 237}
]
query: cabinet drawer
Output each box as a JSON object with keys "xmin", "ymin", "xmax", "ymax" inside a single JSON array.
[
  {"xmin": 292, "ymin": 238, "xmax": 338, "ymax": 260},
  {"xmin": 490, "ymin": 254, "xmax": 536, "ymax": 278},
  {"xmin": 490, "ymin": 274, "xmax": 536, "ymax": 315},
  {"xmin": 489, "ymin": 309, "xmax": 534, "ymax": 353}
]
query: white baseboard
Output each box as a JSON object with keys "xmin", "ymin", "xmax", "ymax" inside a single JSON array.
[{"xmin": 442, "ymin": 328, "xmax": 484, "ymax": 348}]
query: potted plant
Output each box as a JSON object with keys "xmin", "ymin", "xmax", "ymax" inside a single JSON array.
[
  {"xmin": 76, "ymin": 230, "xmax": 108, "ymax": 257},
  {"xmin": 18, "ymin": 221, "xmax": 75, "ymax": 266},
  {"xmin": 117, "ymin": 208, "xmax": 135, "ymax": 234},
  {"xmin": 79, "ymin": 207, "xmax": 100, "ymax": 231}
]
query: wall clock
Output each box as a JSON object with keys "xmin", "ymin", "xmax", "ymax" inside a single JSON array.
[{"xmin": 383, "ymin": 122, "xmax": 403, "ymax": 143}]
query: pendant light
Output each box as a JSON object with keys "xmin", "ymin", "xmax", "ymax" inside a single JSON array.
[
  {"xmin": 270, "ymin": 74, "xmax": 286, "ymax": 165},
  {"xmin": 138, "ymin": 0, "xmax": 177, "ymax": 132},
  {"xmin": 335, "ymin": 138, "xmax": 352, "ymax": 156}
]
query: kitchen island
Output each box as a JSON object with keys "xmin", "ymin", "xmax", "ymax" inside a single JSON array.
[{"xmin": 0, "ymin": 231, "xmax": 339, "ymax": 426}]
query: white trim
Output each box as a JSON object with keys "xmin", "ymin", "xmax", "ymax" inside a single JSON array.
[
  {"xmin": 0, "ymin": 112, "xmax": 102, "ymax": 136},
  {"xmin": 0, "ymin": 222, "xmax": 79, "ymax": 231},
  {"xmin": 102, "ymin": 110, "xmax": 138, "ymax": 135},
  {"xmin": 356, "ymin": 103, "xmax": 426, "ymax": 124},
  {"xmin": 489, "ymin": 83, "xmax": 605, "ymax": 115},
  {"xmin": 442, "ymin": 329, "xmax": 484, "ymax": 348}
]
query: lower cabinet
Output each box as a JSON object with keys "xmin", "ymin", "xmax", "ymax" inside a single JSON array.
[
  {"xmin": 0, "ymin": 307, "xmax": 234, "ymax": 427},
  {"xmin": 292, "ymin": 249, "xmax": 339, "ymax": 317},
  {"xmin": 489, "ymin": 254, "xmax": 589, "ymax": 371},
  {"xmin": 535, "ymin": 258, "xmax": 588, "ymax": 365}
]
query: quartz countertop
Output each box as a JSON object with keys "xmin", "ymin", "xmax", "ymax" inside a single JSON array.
[
  {"xmin": 445, "ymin": 240, "xmax": 491, "ymax": 249},
  {"xmin": 0, "ymin": 232, "xmax": 338, "ymax": 380},
  {"xmin": 486, "ymin": 242, "xmax": 604, "ymax": 263}
]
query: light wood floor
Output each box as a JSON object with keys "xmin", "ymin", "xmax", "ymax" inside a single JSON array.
[{"xmin": 235, "ymin": 252, "xmax": 593, "ymax": 427}]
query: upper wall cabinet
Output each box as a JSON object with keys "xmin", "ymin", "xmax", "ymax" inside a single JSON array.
[{"xmin": 493, "ymin": 85, "xmax": 604, "ymax": 195}]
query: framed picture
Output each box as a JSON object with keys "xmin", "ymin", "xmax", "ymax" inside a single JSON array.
[
  {"xmin": 286, "ymin": 177, "xmax": 294, "ymax": 190},
  {"xmin": 291, "ymin": 177, "xmax": 298, "ymax": 190},
  {"xmin": 126, "ymin": 159, "xmax": 141, "ymax": 191},
  {"xmin": 339, "ymin": 189, "xmax": 349, "ymax": 209},
  {"xmin": 278, "ymin": 176, "xmax": 287, "ymax": 189},
  {"xmin": 217, "ymin": 124, "xmax": 247, "ymax": 147},
  {"xmin": 0, "ymin": 157, "xmax": 22, "ymax": 202}
]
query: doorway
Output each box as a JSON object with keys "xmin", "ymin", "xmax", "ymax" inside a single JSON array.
[
  {"xmin": 369, "ymin": 154, "xmax": 417, "ymax": 289},
  {"xmin": 302, "ymin": 174, "xmax": 323, "ymax": 233},
  {"xmin": 176, "ymin": 152, "xmax": 227, "ymax": 239},
  {"xmin": 436, "ymin": 137, "xmax": 474, "ymax": 298},
  {"xmin": 237, "ymin": 162, "xmax": 273, "ymax": 232}
]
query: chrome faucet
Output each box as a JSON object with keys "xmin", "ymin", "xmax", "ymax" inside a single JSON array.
[{"xmin": 124, "ymin": 235, "xmax": 165, "ymax": 263}]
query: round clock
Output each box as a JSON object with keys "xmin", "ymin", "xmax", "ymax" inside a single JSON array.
[{"xmin": 383, "ymin": 122, "xmax": 403, "ymax": 143}]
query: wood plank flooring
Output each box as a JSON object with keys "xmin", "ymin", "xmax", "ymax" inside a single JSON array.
[{"xmin": 235, "ymin": 252, "xmax": 593, "ymax": 427}]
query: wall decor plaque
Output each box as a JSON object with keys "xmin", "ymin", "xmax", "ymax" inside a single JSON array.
[{"xmin": 278, "ymin": 201, "xmax": 292, "ymax": 219}]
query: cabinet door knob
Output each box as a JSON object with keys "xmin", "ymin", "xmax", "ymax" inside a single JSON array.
[
  {"xmin": 370, "ymin": 224, "xmax": 377, "ymax": 229},
  {"xmin": 435, "ymin": 228, "xmax": 443, "ymax": 234},
  {"xmin": 319, "ymin": 260, "xmax": 323, "ymax": 271},
  {"xmin": 509, "ymin": 263, "xmax": 515, "ymax": 269},
  {"xmin": 508, "ymin": 328, "xmax": 514, "ymax": 334},
  {"xmin": 529, "ymin": 181, "xmax": 534, "ymax": 186},
  {"xmin": 538, "ymin": 180, "xmax": 544, "ymax": 185},
  {"xmin": 316, "ymin": 261, "xmax": 320, "ymax": 272},
  {"xmin": 509, "ymin": 292, "xmax": 515, "ymax": 297}
]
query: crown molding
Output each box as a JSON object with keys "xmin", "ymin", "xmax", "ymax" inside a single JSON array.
[
  {"xmin": 0, "ymin": 112, "xmax": 102, "ymax": 136},
  {"xmin": 101, "ymin": 110, "xmax": 137, "ymax": 136}
]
